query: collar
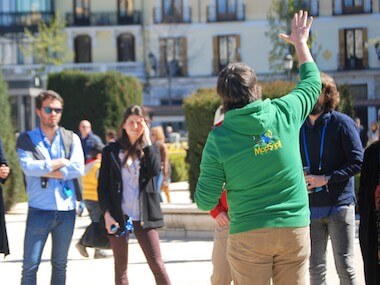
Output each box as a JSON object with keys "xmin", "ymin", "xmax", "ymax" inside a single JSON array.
[{"xmin": 306, "ymin": 111, "xmax": 332, "ymax": 128}]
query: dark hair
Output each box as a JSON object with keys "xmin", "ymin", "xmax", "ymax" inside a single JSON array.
[
  {"xmin": 321, "ymin": 72, "xmax": 340, "ymax": 112},
  {"xmin": 117, "ymin": 105, "xmax": 146, "ymax": 165},
  {"xmin": 216, "ymin": 62, "xmax": 262, "ymax": 112},
  {"xmin": 89, "ymin": 143, "xmax": 103, "ymax": 159},
  {"xmin": 105, "ymin": 129, "xmax": 117, "ymax": 141},
  {"xmin": 36, "ymin": 90, "xmax": 64, "ymax": 109}
]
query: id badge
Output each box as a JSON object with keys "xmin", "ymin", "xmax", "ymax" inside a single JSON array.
[{"xmin": 63, "ymin": 185, "xmax": 73, "ymax": 198}]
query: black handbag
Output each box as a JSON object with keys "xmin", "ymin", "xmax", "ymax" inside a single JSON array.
[{"xmin": 80, "ymin": 222, "xmax": 110, "ymax": 250}]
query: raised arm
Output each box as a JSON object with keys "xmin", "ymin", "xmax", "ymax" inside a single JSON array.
[{"xmin": 279, "ymin": 10, "xmax": 314, "ymax": 65}]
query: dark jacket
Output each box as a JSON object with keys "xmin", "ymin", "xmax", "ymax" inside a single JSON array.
[
  {"xmin": 81, "ymin": 132, "xmax": 104, "ymax": 162},
  {"xmin": 358, "ymin": 141, "xmax": 380, "ymax": 285},
  {"xmin": 97, "ymin": 141, "xmax": 164, "ymax": 230},
  {"xmin": 300, "ymin": 111, "xmax": 363, "ymax": 207},
  {"xmin": 0, "ymin": 137, "xmax": 9, "ymax": 256}
]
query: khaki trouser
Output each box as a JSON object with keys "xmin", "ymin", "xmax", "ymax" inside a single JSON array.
[
  {"xmin": 211, "ymin": 225, "xmax": 232, "ymax": 285},
  {"xmin": 227, "ymin": 226, "xmax": 310, "ymax": 285}
]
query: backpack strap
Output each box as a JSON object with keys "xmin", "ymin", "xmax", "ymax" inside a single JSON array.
[
  {"xmin": 59, "ymin": 127, "xmax": 73, "ymax": 159},
  {"xmin": 16, "ymin": 132, "xmax": 44, "ymax": 160},
  {"xmin": 59, "ymin": 127, "xmax": 83, "ymax": 201}
]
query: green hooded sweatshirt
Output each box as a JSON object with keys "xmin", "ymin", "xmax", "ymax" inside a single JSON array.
[{"xmin": 195, "ymin": 62, "xmax": 321, "ymax": 234}]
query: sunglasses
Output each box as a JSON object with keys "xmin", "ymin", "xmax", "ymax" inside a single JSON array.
[{"xmin": 42, "ymin": 107, "xmax": 63, "ymax": 114}]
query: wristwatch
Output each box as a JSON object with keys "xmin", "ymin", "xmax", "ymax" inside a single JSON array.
[{"xmin": 325, "ymin": 175, "xmax": 331, "ymax": 184}]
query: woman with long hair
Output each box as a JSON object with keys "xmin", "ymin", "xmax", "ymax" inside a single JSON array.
[
  {"xmin": 98, "ymin": 105, "xmax": 171, "ymax": 285},
  {"xmin": 150, "ymin": 126, "xmax": 171, "ymax": 203}
]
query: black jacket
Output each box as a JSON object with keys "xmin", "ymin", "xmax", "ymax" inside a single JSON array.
[
  {"xmin": 300, "ymin": 111, "xmax": 363, "ymax": 207},
  {"xmin": 358, "ymin": 141, "xmax": 380, "ymax": 285},
  {"xmin": 97, "ymin": 141, "xmax": 164, "ymax": 230},
  {"xmin": 0, "ymin": 137, "xmax": 9, "ymax": 256}
]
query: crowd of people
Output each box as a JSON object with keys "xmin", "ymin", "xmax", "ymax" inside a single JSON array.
[{"xmin": 0, "ymin": 9, "xmax": 379, "ymax": 285}]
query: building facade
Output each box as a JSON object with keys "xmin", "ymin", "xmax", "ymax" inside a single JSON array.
[{"xmin": 1, "ymin": 0, "xmax": 380, "ymax": 132}]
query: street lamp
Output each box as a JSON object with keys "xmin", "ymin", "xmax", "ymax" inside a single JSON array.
[{"xmin": 283, "ymin": 54, "xmax": 293, "ymax": 81}]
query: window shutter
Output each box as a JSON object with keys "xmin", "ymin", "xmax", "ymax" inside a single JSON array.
[
  {"xmin": 236, "ymin": 35, "xmax": 241, "ymax": 62},
  {"xmin": 181, "ymin": 37, "xmax": 188, "ymax": 76},
  {"xmin": 339, "ymin": 29, "xmax": 345, "ymax": 69},
  {"xmin": 362, "ymin": 28, "xmax": 368, "ymax": 68},
  {"xmin": 213, "ymin": 36, "xmax": 219, "ymax": 75}
]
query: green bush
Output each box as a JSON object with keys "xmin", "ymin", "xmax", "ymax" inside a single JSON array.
[
  {"xmin": 169, "ymin": 151, "xmax": 189, "ymax": 182},
  {"xmin": 183, "ymin": 88, "xmax": 221, "ymax": 201},
  {"xmin": 261, "ymin": 80, "xmax": 296, "ymax": 99},
  {"xmin": 47, "ymin": 71, "xmax": 142, "ymax": 139},
  {"xmin": 0, "ymin": 73, "xmax": 25, "ymax": 211}
]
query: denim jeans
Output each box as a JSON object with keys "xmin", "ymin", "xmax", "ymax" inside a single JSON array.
[
  {"xmin": 21, "ymin": 207, "xmax": 76, "ymax": 285},
  {"xmin": 310, "ymin": 204, "xmax": 358, "ymax": 285}
]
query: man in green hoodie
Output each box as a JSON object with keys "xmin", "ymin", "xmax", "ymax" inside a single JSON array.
[{"xmin": 195, "ymin": 10, "xmax": 321, "ymax": 285}]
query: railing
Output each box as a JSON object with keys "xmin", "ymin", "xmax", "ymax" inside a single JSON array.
[
  {"xmin": 153, "ymin": 7, "xmax": 192, "ymax": 24},
  {"xmin": 65, "ymin": 11, "xmax": 141, "ymax": 27},
  {"xmin": 0, "ymin": 62, "xmax": 145, "ymax": 79},
  {"xmin": 0, "ymin": 12, "xmax": 54, "ymax": 33},
  {"xmin": 207, "ymin": 4, "xmax": 245, "ymax": 22}
]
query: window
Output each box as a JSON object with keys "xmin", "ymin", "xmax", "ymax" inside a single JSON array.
[
  {"xmin": 334, "ymin": 0, "xmax": 371, "ymax": 14},
  {"xmin": 213, "ymin": 35, "xmax": 241, "ymax": 73},
  {"xmin": 159, "ymin": 37, "xmax": 187, "ymax": 77},
  {"xmin": 74, "ymin": 35, "xmax": 91, "ymax": 63},
  {"xmin": 117, "ymin": 33, "xmax": 135, "ymax": 62},
  {"xmin": 217, "ymin": 0, "xmax": 236, "ymax": 15},
  {"xmin": 0, "ymin": 38, "xmax": 34, "ymax": 65},
  {"xmin": 74, "ymin": 0, "xmax": 90, "ymax": 25},
  {"xmin": 339, "ymin": 28, "xmax": 368, "ymax": 70},
  {"xmin": 118, "ymin": 0, "xmax": 133, "ymax": 16},
  {"xmin": 162, "ymin": 0, "xmax": 183, "ymax": 22}
]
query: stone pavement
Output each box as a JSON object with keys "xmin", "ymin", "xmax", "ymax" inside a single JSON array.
[{"xmin": 0, "ymin": 182, "xmax": 365, "ymax": 285}]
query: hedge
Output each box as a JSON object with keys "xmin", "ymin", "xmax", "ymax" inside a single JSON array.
[
  {"xmin": 183, "ymin": 88, "xmax": 221, "ymax": 201},
  {"xmin": 169, "ymin": 151, "xmax": 189, "ymax": 182},
  {"xmin": 47, "ymin": 70, "xmax": 142, "ymax": 140},
  {"xmin": 0, "ymin": 73, "xmax": 25, "ymax": 211}
]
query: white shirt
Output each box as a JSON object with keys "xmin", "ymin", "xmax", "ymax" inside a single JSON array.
[{"xmin": 119, "ymin": 152, "xmax": 140, "ymax": 220}]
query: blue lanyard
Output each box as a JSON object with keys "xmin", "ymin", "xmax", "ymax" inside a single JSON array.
[{"xmin": 302, "ymin": 121, "xmax": 328, "ymax": 171}]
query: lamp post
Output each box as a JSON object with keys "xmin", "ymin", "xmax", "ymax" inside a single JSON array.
[{"xmin": 283, "ymin": 53, "xmax": 293, "ymax": 81}]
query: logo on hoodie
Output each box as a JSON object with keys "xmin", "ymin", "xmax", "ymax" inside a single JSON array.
[{"xmin": 252, "ymin": 129, "xmax": 282, "ymax": 156}]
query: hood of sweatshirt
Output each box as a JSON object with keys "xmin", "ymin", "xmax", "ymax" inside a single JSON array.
[{"xmin": 223, "ymin": 99, "xmax": 276, "ymax": 135}]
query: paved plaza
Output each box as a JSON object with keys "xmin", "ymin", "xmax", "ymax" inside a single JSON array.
[{"xmin": 0, "ymin": 182, "xmax": 365, "ymax": 285}]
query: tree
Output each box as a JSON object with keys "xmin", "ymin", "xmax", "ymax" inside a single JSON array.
[
  {"xmin": 265, "ymin": 0, "xmax": 319, "ymax": 72},
  {"xmin": 22, "ymin": 13, "xmax": 72, "ymax": 69},
  {"xmin": 0, "ymin": 74, "xmax": 25, "ymax": 211},
  {"xmin": 337, "ymin": 84, "xmax": 355, "ymax": 118}
]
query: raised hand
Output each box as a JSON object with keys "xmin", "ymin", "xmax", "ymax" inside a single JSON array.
[
  {"xmin": 279, "ymin": 10, "xmax": 313, "ymax": 47},
  {"xmin": 279, "ymin": 10, "xmax": 314, "ymax": 65}
]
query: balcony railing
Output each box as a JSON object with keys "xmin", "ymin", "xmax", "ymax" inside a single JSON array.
[
  {"xmin": 65, "ymin": 11, "xmax": 141, "ymax": 27},
  {"xmin": 0, "ymin": 12, "xmax": 54, "ymax": 34},
  {"xmin": 153, "ymin": 7, "xmax": 192, "ymax": 24},
  {"xmin": 207, "ymin": 4, "xmax": 245, "ymax": 22},
  {"xmin": 1, "ymin": 62, "xmax": 145, "ymax": 79}
]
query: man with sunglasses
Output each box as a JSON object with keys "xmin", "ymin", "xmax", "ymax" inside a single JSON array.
[{"xmin": 16, "ymin": 90, "xmax": 84, "ymax": 285}]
